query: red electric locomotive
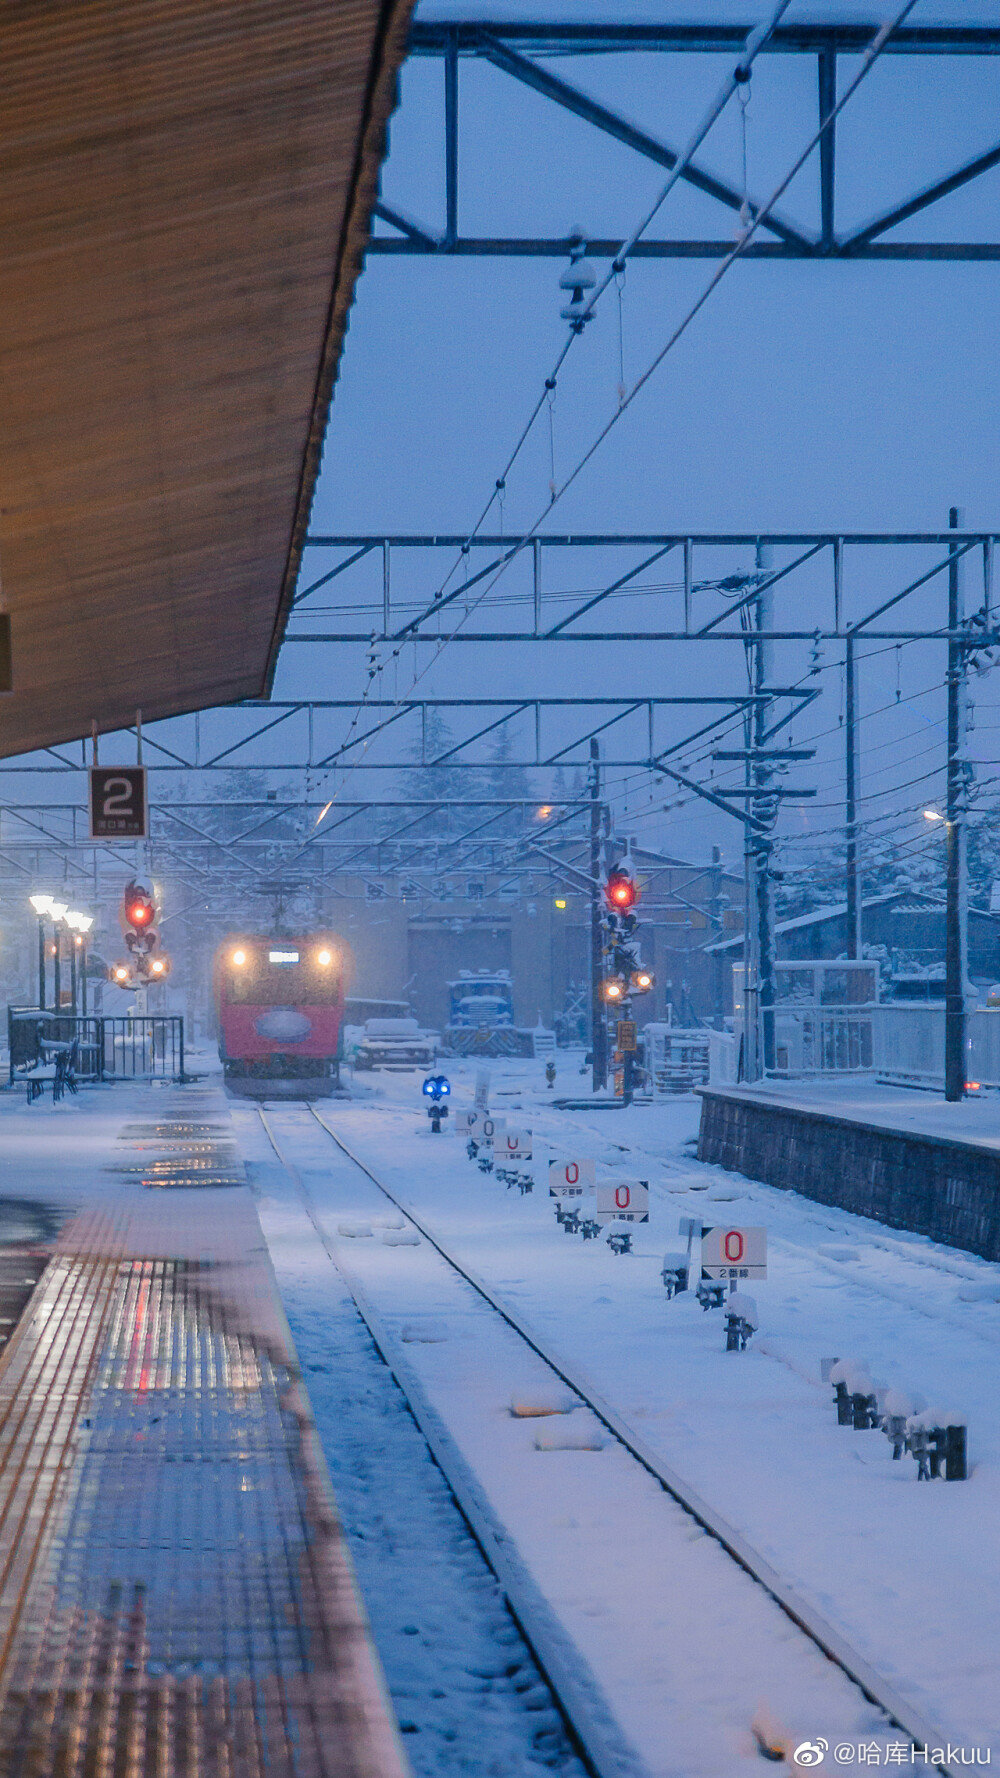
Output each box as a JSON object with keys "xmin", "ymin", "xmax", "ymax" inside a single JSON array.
[{"xmin": 215, "ymin": 934, "xmax": 349, "ymax": 1099}]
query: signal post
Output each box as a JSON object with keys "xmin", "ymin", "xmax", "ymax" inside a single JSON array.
[{"xmin": 600, "ymin": 859, "xmax": 654, "ymax": 1105}]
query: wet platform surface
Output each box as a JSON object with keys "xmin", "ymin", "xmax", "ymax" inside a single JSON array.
[{"xmin": 0, "ymin": 1088, "xmax": 406, "ymax": 1778}]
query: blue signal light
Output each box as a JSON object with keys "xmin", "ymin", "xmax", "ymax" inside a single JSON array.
[{"xmin": 423, "ymin": 1074, "xmax": 451, "ymax": 1099}]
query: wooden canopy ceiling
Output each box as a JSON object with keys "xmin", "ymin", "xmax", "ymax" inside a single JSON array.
[{"xmin": 0, "ymin": 0, "xmax": 412, "ymax": 757}]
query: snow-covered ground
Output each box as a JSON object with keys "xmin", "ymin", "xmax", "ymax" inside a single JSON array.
[
  {"xmin": 237, "ymin": 1055, "xmax": 1000, "ymax": 1771},
  {"xmin": 2, "ymin": 1059, "xmax": 996, "ymax": 1773}
]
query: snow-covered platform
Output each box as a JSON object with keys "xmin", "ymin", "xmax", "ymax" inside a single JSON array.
[
  {"xmin": 0, "ymin": 1080, "xmax": 405, "ymax": 1778},
  {"xmin": 698, "ymin": 1080, "xmax": 1000, "ymax": 1259}
]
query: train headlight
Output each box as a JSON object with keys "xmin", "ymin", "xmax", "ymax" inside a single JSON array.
[
  {"xmin": 232, "ymin": 948, "xmax": 247, "ymax": 967},
  {"xmin": 317, "ymin": 948, "xmax": 333, "ymax": 967}
]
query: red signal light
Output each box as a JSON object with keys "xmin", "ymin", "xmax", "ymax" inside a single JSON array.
[
  {"xmin": 127, "ymin": 900, "xmax": 153, "ymax": 927},
  {"xmin": 605, "ymin": 871, "xmax": 638, "ymax": 911}
]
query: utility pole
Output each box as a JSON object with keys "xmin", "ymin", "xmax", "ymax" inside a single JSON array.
[
  {"xmin": 710, "ymin": 844, "xmax": 725, "ymax": 1029},
  {"xmin": 945, "ymin": 505, "xmax": 969, "ymax": 1102},
  {"xmin": 844, "ymin": 632, "xmax": 862, "ymax": 958},
  {"xmin": 752, "ymin": 543, "xmax": 775, "ymax": 1076},
  {"xmin": 589, "ymin": 739, "xmax": 607, "ymax": 1092}
]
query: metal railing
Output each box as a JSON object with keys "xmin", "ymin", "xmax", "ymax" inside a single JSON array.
[{"xmin": 7, "ymin": 1008, "xmax": 185, "ymax": 1085}]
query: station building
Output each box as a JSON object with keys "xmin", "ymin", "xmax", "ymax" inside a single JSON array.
[{"xmin": 325, "ymin": 843, "xmax": 745, "ymax": 1035}]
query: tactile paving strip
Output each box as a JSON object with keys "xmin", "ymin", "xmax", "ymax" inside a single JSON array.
[
  {"xmin": 0, "ymin": 1192, "xmax": 407, "ymax": 1778},
  {"xmin": 112, "ymin": 1107, "xmax": 245, "ymax": 1190}
]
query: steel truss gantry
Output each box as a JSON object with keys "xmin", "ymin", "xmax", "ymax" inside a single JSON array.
[
  {"xmin": 294, "ymin": 530, "xmax": 1000, "ymax": 644},
  {"xmin": 0, "ymin": 797, "xmax": 602, "ymax": 896},
  {"xmin": 373, "ymin": 21, "xmax": 1000, "ymax": 262}
]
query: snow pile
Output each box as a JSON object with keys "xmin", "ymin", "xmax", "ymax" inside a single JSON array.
[
  {"xmin": 510, "ymin": 1389, "xmax": 576, "ymax": 1419},
  {"xmin": 337, "ymin": 1219, "xmax": 373, "ymax": 1238},
  {"xmin": 882, "ymin": 1388, "xmax": 914, "ymax": 1419},
  {"xmin": 726, "ymin": 1292, "xmax": 758, "ymax": 1328},
  {"xmin": 373, "ymin": 1212, "xmax": 407, "ymax": 1230},
  {"xmin": 907, "ymin": 1406, "xmax": 965, "ymax": 1432},
  {"xmin": 382, "ymin": 1227, "xmax": 420, "ymax": 1247},
  {"xmin": 401, "ymin": 1321, "xmax": 449, "ymax": 1343},
  {"xmin": 956, "ymin": 1280, "xmax": 1000, "ymax": 1303},
  {"xmin": 533, "ymin": 1415, "xmax": 607, "ymax": 1451}
]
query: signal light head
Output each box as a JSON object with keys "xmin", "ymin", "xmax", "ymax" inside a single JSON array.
[
  {"xmin": 127, "ymin": 900, "xmax": 153, "ymax": 927},
  {"xmin": 605, "ymin": 871, "xmax": 638, "ymax": 911},
  {"xmin": 150, "ymin": 959, "xmax": 165, "ymax": 976},
  {"xmin": 631, "ymin": 969, "xmax": 655, "ymax": 992},
  {"xmin": 113, "ymin": 965, "xmax": 130, "ymax": 983},
  {"xmin": 317, "ymin": 948, "xmax": 333, "ymax": 967},
  {"xmin": 602, "ymin": 976, "xmax": 626, "ymax": 1002},
  {"xmin": 232, "ymin": 948, "xmax": 247, "ymax": 968}
]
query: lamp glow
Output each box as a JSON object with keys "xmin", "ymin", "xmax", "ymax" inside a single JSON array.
[
  {"xmin": 232, "ymin": 948, "xmax": 247, "ymax": 967},
  {"xmin": 49, "ymin": 901, "xmax": 68, "ymax": 922},
  {"xmin": 923, "ymin": 808, "xmax": 944, "ymax": 822},
  {"xmin": 317, "ymin": 948, "xmax": 333, "ymax": 967},
  {"xmin": 29, "ymin": 894, "xmax": 53, "ymax": 916}
]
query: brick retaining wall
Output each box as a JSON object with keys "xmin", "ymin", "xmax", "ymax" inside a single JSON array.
[{"xmin": 697, "ymin": 1088, "xmax": 1000, "ymax": 1260}]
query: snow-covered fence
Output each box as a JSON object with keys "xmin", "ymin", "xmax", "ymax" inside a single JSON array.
[
  {"xmin": 766, "ymin": 1007, "xmax": 875, "ymax": 1075},
  {"xmin": 872, "ymin": 1004, "xmax": 944, "ymax": 1087},
  {"xmin": 643, "ymin": 1023, "xmax": 710, "ymax": 1096},
  {"xmin": 708, "ymin": 1029, "xmax": 737, "ymax": 1085},
  {"xmin": 874, "ymin": 1004, "xmax": 1000, "ymax": 1090}
]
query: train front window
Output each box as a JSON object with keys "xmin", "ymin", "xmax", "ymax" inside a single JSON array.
[{"xmin": 227, "ymin": 956, "xmax": 339, "ymax": 1005}]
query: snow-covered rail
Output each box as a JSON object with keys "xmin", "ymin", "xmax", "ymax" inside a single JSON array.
[{"xmin": 260, "ymin": 1104, "xmax": 956, "ymax": 1778}]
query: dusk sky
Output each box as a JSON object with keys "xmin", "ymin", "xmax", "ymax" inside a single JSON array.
[{"xmin": 288, "ymin": 4, "xmax": 1000, "ymax": 879}]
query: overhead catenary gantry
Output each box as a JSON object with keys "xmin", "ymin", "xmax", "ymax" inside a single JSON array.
[
  {"xmin": 292, "ymin": 531, "xmax": 1000, "ymax": 642},
  {"xmin": 374, "ymin": 20, "xmax": 1000, "ymax": 262}
]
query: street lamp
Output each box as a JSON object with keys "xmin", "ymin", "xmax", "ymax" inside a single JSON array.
[
  {"xmin": 28, "ymin": 894, "xmax": 53, "ymax": 1008},
  {"xmin": 63, "ymin": 910, "xmax": 94, "ymax": 1015},
  {"xmin": 923, "ymin": 808, "xmax": 945, "ymax": 823}
]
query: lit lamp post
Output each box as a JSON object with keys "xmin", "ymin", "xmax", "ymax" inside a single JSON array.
[
  {"xmin": 64, "ymin": 912, "xmax": 94, "ymax": 1016},
  {"xmin": 47, "ymin": 901, "xmax": 68, "ymax": 1012},
  {"xmin": 28, "ymin": 894, "xmax": 53, "ymax": 1009}
]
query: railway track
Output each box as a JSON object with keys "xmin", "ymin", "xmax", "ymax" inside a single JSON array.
[
  {"xmin": 258, "ymin": 1103, "xmax": 956, "ymax": 1778},
  {"xmin": 524, "ymin": 1103, "xmax": 1000, "ymax": 1345}
]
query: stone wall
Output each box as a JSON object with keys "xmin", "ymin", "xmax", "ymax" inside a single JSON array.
[{"xmin": 697, "ymin": 1088, "xmax": 1000, "ymax": 1261}]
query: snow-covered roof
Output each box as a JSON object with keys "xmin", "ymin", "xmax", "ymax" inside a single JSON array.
[{"xmin": 705, "ymin": 886, "xmax": 963, "ymax": 955}]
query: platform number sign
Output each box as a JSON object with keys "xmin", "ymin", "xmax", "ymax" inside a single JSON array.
[
  {"xmin": 497, "ymin": 1129, "xmax": 532, "ymax": 1160},
  {"xmin": 595, "ymin": 1179, "xmax": 650, "ymax": 1224},
  {"xmin": 701, "ymin": 1226, "xmax": 767, "ymax": 1281},
  {"xmin": 548, "ymin": 1158, "xmax": 596, "ymax": 1198},
  {"xmin": 460, "ymin": 1111, "xmax": 506, "ymax": 1139},
  {"xmin": 89, "ymin": 766, "xmax": 147, "ymax": 839}
]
